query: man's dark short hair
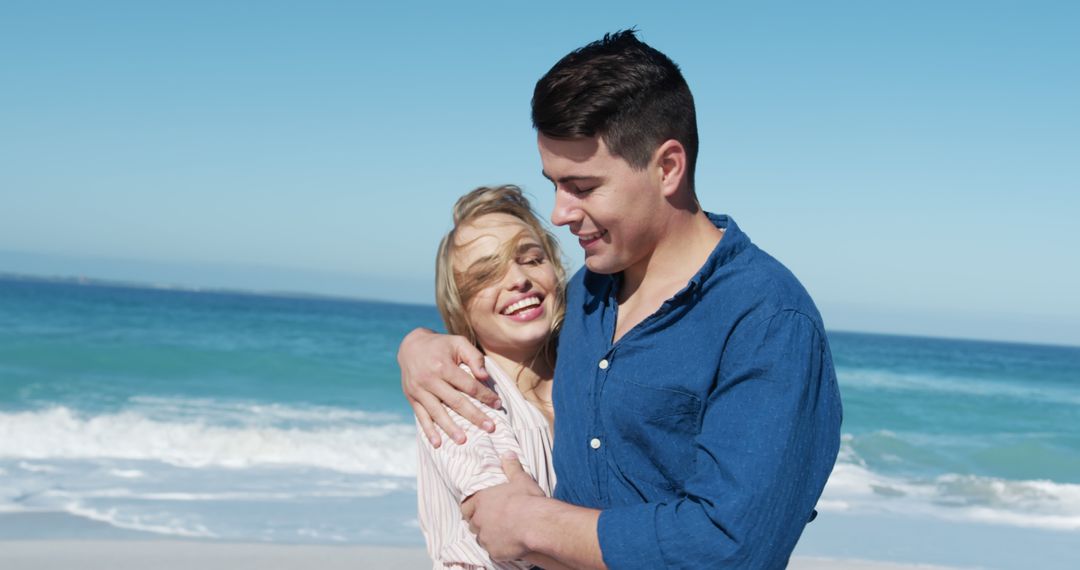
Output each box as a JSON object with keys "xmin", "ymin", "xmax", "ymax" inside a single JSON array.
[{"xmin": 532, "ymin": 30, "xmax": 699, "ymax": 189}]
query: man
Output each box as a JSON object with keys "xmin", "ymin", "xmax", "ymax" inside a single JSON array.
[{"xmin": 399, "ymin": 30, "xmax": 842, "ymax": 569}]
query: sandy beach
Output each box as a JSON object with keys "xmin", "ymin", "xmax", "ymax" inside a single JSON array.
[{"xmin": 0, "ymin": 540, "xmax": 967, "ymax": 570}]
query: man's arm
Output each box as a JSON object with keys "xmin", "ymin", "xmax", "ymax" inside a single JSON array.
[
  {"xmin": 521, "ymin": 498, "xmax": 605, "ymax": 570},
  {"xmin": 467, "ymin": 310, "xmax": 842, "ymax": 569},
  {"xmin": 398, "ymin": 327, "xmax": 501, "ymax": 446},
  {"xmin": 462, "ymin": 454, "xmax": 606, "ymax": 570}
]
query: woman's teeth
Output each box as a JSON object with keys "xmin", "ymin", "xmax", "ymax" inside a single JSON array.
[{"xmin": 503, "ymin": 296, "xmax": 540, "ymax": 315}]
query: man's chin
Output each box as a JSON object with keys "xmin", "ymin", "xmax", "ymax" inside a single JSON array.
[{"xmin": 583, "ymin": 255, "xmax": 624, "ymax": 275}]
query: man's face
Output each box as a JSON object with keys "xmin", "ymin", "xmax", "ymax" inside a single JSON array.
[{"xmin": 539, "ymin": 134, "xmax": 663, "ymax": 275}]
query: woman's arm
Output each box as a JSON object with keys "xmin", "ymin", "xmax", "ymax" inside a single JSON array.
[{"xmin": 416, "ymin": 380, "xmax": 532, "ymax": 569}]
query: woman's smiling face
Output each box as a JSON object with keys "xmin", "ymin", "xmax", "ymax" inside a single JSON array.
[{"xmin": 454, "ymin": 212, "xmax": 559, "ymax": 362}]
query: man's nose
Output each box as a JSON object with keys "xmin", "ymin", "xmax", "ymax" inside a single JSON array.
[{"xmin": 550, "ymin": 190, "xmax": 579, "ymax": 227}]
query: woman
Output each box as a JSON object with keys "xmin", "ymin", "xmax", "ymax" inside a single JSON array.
[{"xmin": 416, "ymin": 185, "xmax": 566, "ymax": 570}]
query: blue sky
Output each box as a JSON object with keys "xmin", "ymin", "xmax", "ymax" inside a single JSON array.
[{"xmin": 2, "ymin": 1, "xmax": 1078, "ymax": 345}]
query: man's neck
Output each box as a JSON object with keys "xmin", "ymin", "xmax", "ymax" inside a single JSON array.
[
  {"xmin": 607, "ymin": 210, "xmax": 723, "ymax": 344},
  {"xmin": 619, "ymin": 210, "xmax": 724, "ymax": 304}
]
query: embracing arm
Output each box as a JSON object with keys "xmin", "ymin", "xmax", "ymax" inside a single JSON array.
[
  {"xmin": 462, "ymin": 454, "xmax": 606, "ymax": 570},
  {"xmin": 522, "ymin": 500, "xmax": 605, "ymax": 570},
  {"xmin": 467, "ymin": 310, "xmax": 842, "ymax": 569},
  {"xmin": 399, "ymin": 327, "xmax": 501, "ymax": 446},
  {"xmin": 520, "ymin": 499, "xmax": 604, "ymax": 570}
]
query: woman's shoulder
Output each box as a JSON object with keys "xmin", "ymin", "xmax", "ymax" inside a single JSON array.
[{"xmin": 481, "ymin": 357, "xmax": 552, "ymax": 432}]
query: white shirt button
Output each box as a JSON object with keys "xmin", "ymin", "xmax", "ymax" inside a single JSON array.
[
  {"xmin": 590, "ymin": 438, "xmax": 602, "ymax": 449},
  {"xmin": 598, "ymin": 359, "xmax": 609, "ymax": 370}
]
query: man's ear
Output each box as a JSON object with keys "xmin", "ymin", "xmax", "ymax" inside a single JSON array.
[{"xmin": 654, "ymin": 139, "xmax": 687, "ymax": 198}]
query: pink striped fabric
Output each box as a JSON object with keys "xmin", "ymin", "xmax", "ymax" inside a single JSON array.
[{"xmin": 416, "ymin": 357, "xmax": 556, "ymax": 570}]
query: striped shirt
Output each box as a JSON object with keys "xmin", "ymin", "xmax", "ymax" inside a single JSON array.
[{"xmin": 416, "ymin": 356, "xmax": 556, "ymax": 570}]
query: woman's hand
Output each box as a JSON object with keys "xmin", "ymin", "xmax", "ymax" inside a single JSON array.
[{"xmin": 398, "ymin": 328, "xmax": 500, "ymax": 447}]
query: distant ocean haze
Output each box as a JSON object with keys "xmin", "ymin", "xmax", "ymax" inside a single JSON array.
[{"xmin": 1, "ymin": 277, "xmax": 1078, "ymax": 548}]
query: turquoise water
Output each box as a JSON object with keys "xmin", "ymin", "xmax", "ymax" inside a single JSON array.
[
  {"xmin": 834, "ymin": 333, "xmax": 1080, "ymax": 485},
  {"xmin": 1, "ymin": 277, "xmax": 1078, "ymax": 565},
  {"xmin": 0, "ymin": 277, "xmax": 440, "ymax": 545}
]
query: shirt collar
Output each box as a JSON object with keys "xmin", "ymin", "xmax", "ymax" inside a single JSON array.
[
  {"xmin": 687, "ymin": 213, "xmax": 748, "ymax": 290},
  {"xmin": 603, "ymin": 213, "xmax": 749, "ymax": 302}
]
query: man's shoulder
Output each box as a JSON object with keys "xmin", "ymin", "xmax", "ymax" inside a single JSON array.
[
  {"xmin": 719, "ymin": 243, "xmax": 824, "ymax": 327},
  {"xmin": 699, "ymin": 213, "xmax": 821, "ymax": 322},
  {"xmin": 568, "ymin": 265, "xmax": 588, "ymax": 289}
]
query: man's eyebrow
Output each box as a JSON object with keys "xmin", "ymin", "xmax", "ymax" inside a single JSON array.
[{"xmin": 541, "ymin": 171, "xmax": 601, "ymax": 184}]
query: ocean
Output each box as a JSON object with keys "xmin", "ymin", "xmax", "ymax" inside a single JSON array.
[{"xmin": 1, "ymin": 277, "xmax": 1078, "ymax": 566}]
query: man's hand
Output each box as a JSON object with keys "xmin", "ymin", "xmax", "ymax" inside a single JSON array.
[
  {"xmin": 461, "ymin": 452, "xmax": 545, "ymax": 561},
  {"xmin": 398, "ymin": 328, "xmax": 500, "ymax": 447}
]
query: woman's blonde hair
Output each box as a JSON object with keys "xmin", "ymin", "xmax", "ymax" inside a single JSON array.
[{"xmin": 435, "ymin": 185, "xmax": 566, "ymax": 362}]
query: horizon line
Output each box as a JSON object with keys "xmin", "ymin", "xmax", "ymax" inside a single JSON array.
[{"xmin": 3, "ymin": 271, "xmax": 1077, "ymax": 350}]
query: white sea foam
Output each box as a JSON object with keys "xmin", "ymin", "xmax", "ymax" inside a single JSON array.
[
  {"xmin": 5, "ymin": 403, "xmax": 1077, "ymax": 535},
  {"xmin": 17, "ymin": 461, "xmax": 58, "ymax": 473},
  {"xmin": 64, "ymin": 503, "xmax": 218, "ymax": 538},
  {"xmin": 34, "ymin": 480, "xmax": 412, "ymax": 503},
  {"xmin": 126, "ymin": 396, "xmax": 401, "ymax": 425},
  {"xmin": 0, "ymin": 406, "xmax": 417, "ymax": 476},
  {"xmin": 0, "ymin": 450, "xmax": 417, "ymax": 542},
  {"xmin": 108, "ymin": 468, "xmax": 145, "ymax": 479},
  {"xmin": 820, "ymin": 440, "xmax": 1080, "ymax": 531}
]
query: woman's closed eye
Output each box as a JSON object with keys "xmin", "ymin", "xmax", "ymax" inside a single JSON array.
[{"xmin": 515, "ymin": 243, "xmax": 546, "ymax": 267}]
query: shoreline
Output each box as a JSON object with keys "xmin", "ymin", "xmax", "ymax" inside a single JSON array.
[
  {"xmin": 9, "ymin": 510, "xmax": 1078, "ymax": 569},
  {"xmin": 0, "ymin": 539, "xmax": 966, "ymax": 570}
]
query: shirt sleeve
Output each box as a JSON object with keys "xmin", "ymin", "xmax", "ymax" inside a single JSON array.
[
  {"xmin": 421, "ymin": 393, "xmax": 524, "ymax": 500},
  {"xmin": 597, "ymin": 309, "xmax": 843, "ymax": 569},
  {"xmin": 415, "ymin": 373, "xmax": 529, "ymax": 569}
]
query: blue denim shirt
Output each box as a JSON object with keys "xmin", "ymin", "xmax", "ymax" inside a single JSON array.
[{"xmin": 551, "ymin": 214, "xmax": 843, "ymax": 569}]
